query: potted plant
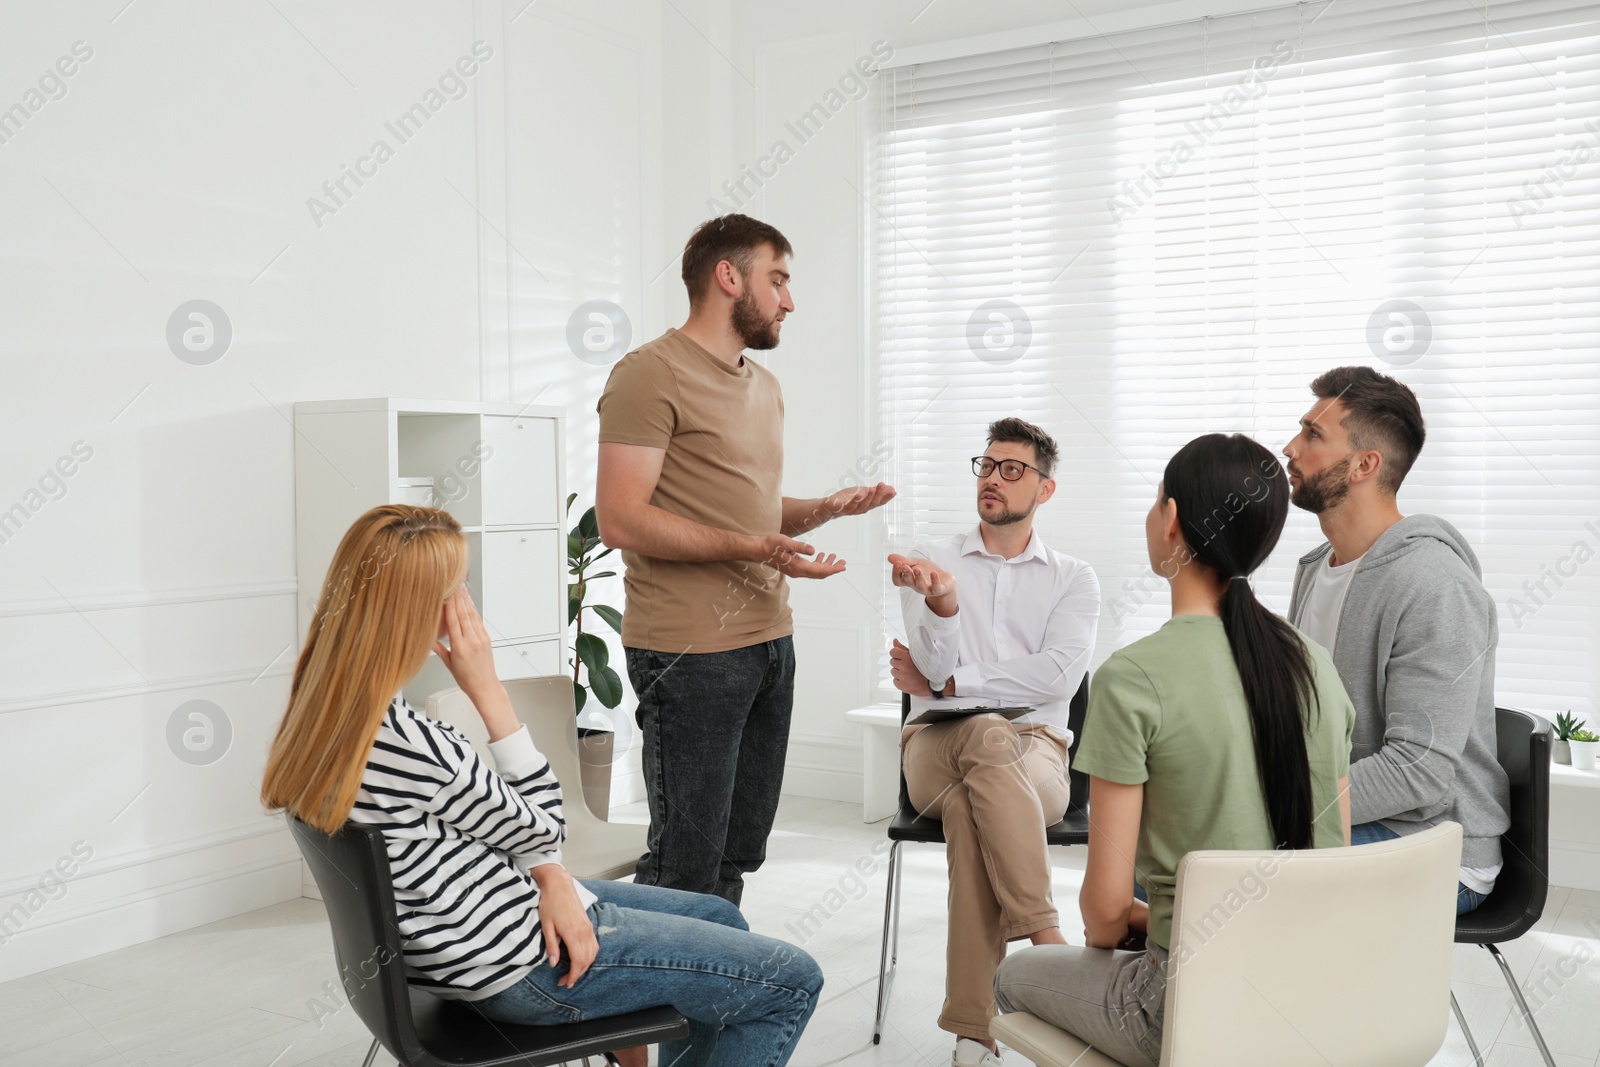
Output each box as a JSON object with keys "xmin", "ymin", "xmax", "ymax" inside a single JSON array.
[
  {"xmin": 1570, "ymin": 728, "xmax": 1600, "ymax": 772},
  {"xmin": 567, "ymin": 494, "xmax": 624, "ymax": 818},
  {"xmin": 1553, "ymin": 712, "xmax": 1581, "ymax": 765}
]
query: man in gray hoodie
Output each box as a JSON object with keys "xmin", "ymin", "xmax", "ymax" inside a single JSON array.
[{"xmin": 1283, "ymin": 365, "xmax": 1509, "ymax": 913}]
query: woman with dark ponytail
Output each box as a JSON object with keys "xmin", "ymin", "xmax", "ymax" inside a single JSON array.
[{"xmin": 993, "ymin": 434, "xmax": 1355, "ymax": 1067}]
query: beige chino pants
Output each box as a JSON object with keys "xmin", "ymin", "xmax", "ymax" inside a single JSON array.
[{"xmin": 902, "ymin": 713, "xmax": 1071, "ymax": 1040}]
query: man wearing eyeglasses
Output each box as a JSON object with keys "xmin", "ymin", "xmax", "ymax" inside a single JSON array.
[{"xmin": 887, "ymin": 417, "xmax": 1100, "ymax": 1067}]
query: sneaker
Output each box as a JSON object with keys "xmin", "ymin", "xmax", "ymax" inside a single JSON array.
[{"xmin": 953, "ymin": 1037, "xmax": 1004, "ymax": 1067}]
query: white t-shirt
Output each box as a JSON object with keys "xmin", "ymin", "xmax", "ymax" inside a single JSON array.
[
  {"xmin": 1298, "ymin": 550, "xmax": 1362, "ymax": 654},
  {"xmin": 1302, "ymin": 550, "xmax": 1501, "ymax": 895}
]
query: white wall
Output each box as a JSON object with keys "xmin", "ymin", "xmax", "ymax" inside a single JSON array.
[
  {"xmin": 719, "ymin": 0, "xmax": 1286, "ymax": 802},
  {"xmin": 0, "ymin": 0, "xmax": 1285, "ymax": 980},
  {"xmin": 0, "ymin": 0, "xmax": 683, "ymax": 982}
]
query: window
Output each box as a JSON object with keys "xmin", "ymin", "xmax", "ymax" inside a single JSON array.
[{"xmin": 872, "ymin": 0, "xmax": 1600, "ymax": 717}]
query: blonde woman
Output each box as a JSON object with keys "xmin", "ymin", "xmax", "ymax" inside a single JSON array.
[{"xmin": 263, "ymin": 505, "xmax": 822, "ymax": 1067}]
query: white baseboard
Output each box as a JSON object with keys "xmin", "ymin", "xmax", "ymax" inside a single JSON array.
[
  {"xmin": 781, "ymin": 731, "xmax": 862, "ymax": 804},
  {"xmin": 782, "ymin": 756, "xmax": 861, "ymax": 804},
  {"xmin": 0, "ymin": 847, "xmax": 303, "ymax": 983}
]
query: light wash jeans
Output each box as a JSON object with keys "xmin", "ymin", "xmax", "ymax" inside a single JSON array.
[
  {"xmin": 1350, "ymin": 821, "xmax": 1489, "ymax": 914},
  {"xmin": 469, "ymin": 879, "xmax": 822, "ymax": 1067}
]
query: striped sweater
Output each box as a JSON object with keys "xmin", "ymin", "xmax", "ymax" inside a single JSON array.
[{"xmin": 347, "ymin": 696, "xmax": 596, "ymax": 1001}]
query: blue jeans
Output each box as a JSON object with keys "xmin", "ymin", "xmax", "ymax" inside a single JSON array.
[
  {"xmin": 626, "ymin": 637, "xmax": 795, "ymax": 904},
  {"xmin": 470, "ymin": 879, "xmax": 822, "ymax": 1067},
  {"xmin": 1350, "ymin": 821, "xmax": 1489, "ymax": 914}
]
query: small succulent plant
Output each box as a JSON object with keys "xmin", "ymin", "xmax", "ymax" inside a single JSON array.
[{"xmin": 1554, "ymin": 711, "xmax": 1582, "ymax": 741}]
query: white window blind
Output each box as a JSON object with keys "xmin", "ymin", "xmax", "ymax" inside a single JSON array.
[{"xmin": 872, "ymin": 0, "xmax": 1600, "ymax": 720}]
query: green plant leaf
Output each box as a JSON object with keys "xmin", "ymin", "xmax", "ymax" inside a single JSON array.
[
  {"xmin": 576, "ymin": 632, "xmax": 610, "ymax": 676},
  {"xmin": 572, "ymin": 677, "xmax": 587, "ymax": 714},
  {"xmin": 579, "ymin": 506, "xmax": 599, "ymax": 541},
  {"xmin": 567, "ymin": 533, "xmax": 583, "ymax": 560},
  {"xmin": 568, "ymin": 596, "xmax": 581, "ymax": 626},
  {"xmin": 566, "ymin": 492, "xmax": 577, "ymax": 514},
  {"xmin": 583, "ymin": 535, "xmax": 603, "ymax": 554},
  {"xmin": 592, "ymin": 546, "xmax": 615, "ymax": 563},
  {"xmin": 586, "ymin": 570, "xmax": 617, "ymax": 581},
  {"xmin": 590, "ymin": 665, "xmax": 623, "ymax": 709},
  {"xmin": 590, "ymin": 604, "xmax": 623, "ymax": 633}
]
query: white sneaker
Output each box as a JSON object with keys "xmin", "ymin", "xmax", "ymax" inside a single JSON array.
[{"xmin": 952, "ymin": 1037, "xmax": 1004, "ymax": 1067}]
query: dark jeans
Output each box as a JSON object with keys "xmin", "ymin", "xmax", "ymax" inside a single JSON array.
[{"xmin": 625, "ymin": 636, "xmax": 795, "ymax": 905}]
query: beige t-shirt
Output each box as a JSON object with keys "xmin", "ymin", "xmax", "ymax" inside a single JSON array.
[{"xmin": 596, "ymin": 328, "xmax": 791, "ymax": 654}]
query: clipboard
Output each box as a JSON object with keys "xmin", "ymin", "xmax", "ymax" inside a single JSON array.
[{"xmin": 905, "ymin": 704, "xmax": 1032, "ymax": 727}]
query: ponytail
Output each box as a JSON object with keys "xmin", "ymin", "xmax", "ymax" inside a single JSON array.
[
  {"xmin": 1163, "ymin": 436, "xmax": 1321, "ymax": 850},
  {"xmin": 1218, "ymin": 576, "xmax": 1320, "ymax": 849}
]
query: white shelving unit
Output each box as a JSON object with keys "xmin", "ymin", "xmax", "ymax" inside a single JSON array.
[{"xmin": 292, "ymin": 398, "xmax": 568, "ymax": 708}]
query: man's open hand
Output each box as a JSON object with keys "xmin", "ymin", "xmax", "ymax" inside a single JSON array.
[
  {"xmin": 887, "ymin": 553, "xmax": 956, "ymax": 598},
  {"xmin": 755, "ymin": 533, "xmax": 846, "ymax": 580},
  {"xmin": 823, "ymin": 482, "xmax": 896, "ymax": 519}
]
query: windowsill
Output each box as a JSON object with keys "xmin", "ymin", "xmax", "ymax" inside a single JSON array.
[{"xmin": 1553, "ymin": 763, "xmax": 1600, "ymax": 790}]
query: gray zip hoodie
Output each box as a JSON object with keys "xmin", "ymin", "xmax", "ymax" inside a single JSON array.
[{"xmin": 1289, "ymin": 514, "xmax": 1510, "ymax": 868}]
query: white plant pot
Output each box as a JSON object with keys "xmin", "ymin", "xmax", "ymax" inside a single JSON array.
[{"xmin": 1571, "ymin": 739, "xmax": 1600, "ymax": 771}]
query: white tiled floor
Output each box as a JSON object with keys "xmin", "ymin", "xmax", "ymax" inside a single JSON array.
[{"xmin": 4, "ymin": 795, "xmax": 1597, "ymax": 1067}]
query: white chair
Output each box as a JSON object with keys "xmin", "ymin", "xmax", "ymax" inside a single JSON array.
[
  {"xmin": 992, "ymin": 821, "xmax": 1463, "ymax": 1067},
  {"xmin": 426, "ymin": 676, "xmax": 646, "ymax": 881}
]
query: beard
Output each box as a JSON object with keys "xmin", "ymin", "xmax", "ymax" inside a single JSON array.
[
  {"xmin": 1291, "ymin": 456, "xmax": 1353, "ymax": 514},
  {"xmin": 731, "ymin": 288, "xmax": 781, "ymax": 350},
  {"xmin": 979, "ymin": 492, "xmax": 1035, "ymax": 527}
]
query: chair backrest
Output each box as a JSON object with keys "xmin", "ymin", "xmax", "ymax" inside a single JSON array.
[
  {"xmin": 1482, "ymin": 707, "xmax": 1551, "ymax": 930},
  {"xmin": 289, "ymin": 818, "xmax": 430, "ymax": 1067},
  {"xmin": 897, "ymin": 674, "xmax": 1090, "ymax": 820},
  {"xmin": 1162, "ymin": 821, "xmax": 1462, "ymax": 1067},
  {"xmin": 1064, "ymin": 676, "xmax": 1091, "ymax": 815},
  {"xmin": 427, "ymin": 676, "xmax": 602, "ymax": 828}
]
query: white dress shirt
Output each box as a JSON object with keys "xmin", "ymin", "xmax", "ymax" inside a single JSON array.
[{"xmin": 899, "ymin": 526, "xmax": 1100, "ymax": 738}]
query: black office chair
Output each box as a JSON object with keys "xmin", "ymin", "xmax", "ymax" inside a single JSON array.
[
  {"xmin": 872, "ymin": 676, "xmax": 1091, "ymax": 1044},
  {"xmin": 1450, "ymin": 708, "xmax": 1554, "ymax": 1067},
  {"xmin": 290, "ymin": 819, "xmax": 688, "ymax": 1067}
]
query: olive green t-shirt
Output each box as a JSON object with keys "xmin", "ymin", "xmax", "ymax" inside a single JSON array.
[
  {"xmin": 596, "ymin": 329, "xmax": 791, "ymax": 654},
  {"xmin": 1074, "ymin": 615, "xmax": 1354, "ymax": 950}
]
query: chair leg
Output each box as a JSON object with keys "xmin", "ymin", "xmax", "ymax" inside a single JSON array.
[
  {"xmin": 1484, "ymin": 943, "xmax": 1559, "ymax": 1067},
  {"xmin": 359, "ymin": 1038, "xmax": 381, "ymax": 1067},
  {"xmin": 889, "ymin": 840, "xmax": 905, "ymax": 962},
  {"xmin": 1450, "ymin": 991, "xmax": 1484, "ymax": 1067},
  {"xmin": 873, "ymin": 841, "xmax": 902, "ymax": 1045}
]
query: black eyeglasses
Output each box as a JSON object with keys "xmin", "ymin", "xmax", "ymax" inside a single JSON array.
[{"xmin": 972, "ymin": 456, "xmax": 1048, "ymax": 481}]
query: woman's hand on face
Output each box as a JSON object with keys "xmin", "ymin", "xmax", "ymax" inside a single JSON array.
[
  {"xmin": 432, "ymin": 585, "xmax": 512, "ymax": 716},
  {"xmin": 435, "ymin": 585, "xmax": 517, "ymax": 739},
  {"xmin": 434, "ymin": 586, "xmax": 499, "ymax": 696}
]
